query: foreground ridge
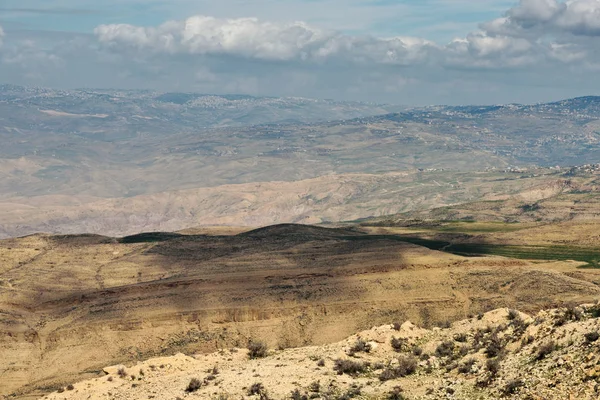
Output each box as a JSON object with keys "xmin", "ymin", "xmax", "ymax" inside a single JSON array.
[{"xmin": 42, "ymin": 305, "xmax": 600, "ymax": 400}]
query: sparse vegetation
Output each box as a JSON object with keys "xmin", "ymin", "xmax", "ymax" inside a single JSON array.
[
  {"xmin": 435, "ymin": 340, "xmax": 455, "ymax": 357},
  {"xmin": 535, "ymin": 341, "xmax": 556, "ymax": 360},
  {"xmin": 585, "ymin": 332, "xmax": 599, "ymax": 343},
  {"xmin": 348, "ymin": 338, "xmax": 371, "ymax": 355},
  {"xmin": 503, "ymin": 379, "xmax": 524, "ymax": 395},
  {"xmin": 186, "ymin": 378, "xmax": 202, "ymax": 392},
  {"xmin": 334, "ymin": 359, "xmax": 367, "ymax": 376},
  {"xmin": 290, "ymin": 388, "xmax": 308, "ymax": 400},
  {"xmin": 117, "ymin": 367, "xmax": 128, "ymax": 378},
  {"xmin": 391, "ymin": 337, "xmax": 408, "ymax": 352},
  {"xmin": 458, "ymin": 358, "xmax": 476, "ymax": 374},
  {"xmin": 248, "ymin": 340, "xmax": 269, "ymax": 359}
]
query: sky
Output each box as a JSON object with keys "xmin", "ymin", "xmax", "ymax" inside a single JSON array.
[{"xmin": 0, "ymin": 0, "xmax": 600, "ymax": 105}]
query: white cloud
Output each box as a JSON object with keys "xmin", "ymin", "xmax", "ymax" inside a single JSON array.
[
  {"xmin": 4, "ymin": 1, "xmax": 600, "ymax": 105},
  {"xmin": 486, "ymin": 0, "xmax": 600, "ymax": 36},
  {"xmin": 93, "ymin": 1, "xmax": 600, "ymax": 72},
  {"xmin": 95, "ymin": 16, "xmax": 439, "ymax": 66}
]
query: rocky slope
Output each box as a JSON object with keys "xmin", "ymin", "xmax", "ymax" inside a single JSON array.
[
  {"xmin": 3, "ymin": 224, "xmax": 600, "ymax": 398},
  {"xmin": 39, "ymin": 305, "xmax": 600, "ymax": 400}
]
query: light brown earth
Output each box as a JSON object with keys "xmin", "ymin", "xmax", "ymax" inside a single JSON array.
[
  {"xmin": 0, "ymin": 168, "xmax": 582, "ymax": 239},
  {"xmin": 39, "ymin": 305, "xmax": 600, "ymax": 400},
  {"xmin": 2, "ymin": 224, "xmax": 600, "ymax": 398}
]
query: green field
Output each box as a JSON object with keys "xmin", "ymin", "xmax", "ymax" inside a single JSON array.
[{"xmin": 345, "ymin": 234, "xmax": 600, "ymax": 268}]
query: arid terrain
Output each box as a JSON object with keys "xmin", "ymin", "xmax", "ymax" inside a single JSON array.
[
  {"xmin": 2, "ymin": 223, "xmax": 600, "ymax": 398},
  {"xmin": 2, "ymin": 87, "xmax": 600, "ymax": 399},
  {"xmin": 38, "ymin": 304, "xmax": 600, "ymax": 400}
]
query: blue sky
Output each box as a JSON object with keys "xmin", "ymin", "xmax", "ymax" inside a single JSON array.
[{"xmin": 1, "ymin": 0, "xmax": 600, "ymax": 105}]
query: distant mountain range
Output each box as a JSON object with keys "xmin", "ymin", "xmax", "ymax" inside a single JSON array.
[{"xmin": 1, "ymin": 84, "xmax": 600, "ymax": 237}]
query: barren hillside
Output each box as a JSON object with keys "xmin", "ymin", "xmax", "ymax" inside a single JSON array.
[
  {"xmin": 2, "ymin": 224, "xmax": 600, "ymax": 398},
  {"xmin": 40, "ymin": 305, "xmax": 600, "ymax": 400}
]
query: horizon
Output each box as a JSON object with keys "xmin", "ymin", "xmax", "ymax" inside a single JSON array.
[{"xmin": 3, "ymin": 81, "xmax": 600, "ymax": 108}]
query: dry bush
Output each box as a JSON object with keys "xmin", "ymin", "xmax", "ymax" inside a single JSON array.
[
  {"xmin": 484, "ymin": 333, "xmax": 504, "ymax": 358},
  {"xmin": 458, "ymin": 358, "xmax": 476, "ymax": 374},
  {"xmin": 308, "ymin": 381, "xmax": 320, "ymax": 393},
  {"xmin": 392, "ymin": 322, "xmax": 402, "ymax": 331},
  {"xmin": 396, "ymin": 355, "xmax": 417, "ymax": 377},
  {"xmin": 507, "ymin": 309, "xmax": 520, "ymax": 320},
  {"xmin": 117, "ymin": 367, "xmax": 127, "ymax": 378},
  {"xmin": 186, "ymin": 378, "xmax": 202, "ymax": 393},
  {"xmin": 391, "ymin": 336, "xmax": 408, "ymax": 352},
  {"xmin": 585, "ymin": 332, "xmax": 599, "ymax": 343},
  {"xmin": 248, "ymin": 382, "xmax": 266, "ymax": 396},
  {"xmin": 290, "ymin": 389, "xmax": 308, "ymax": 400},
  {"xmin": 348, "ymin": 338, "xmax": 371, "ymax": 355},
  {"xmin": 66, "ymin": 384, "xmax": 74, "ymax": 391},
  {"xmin": 486, "ymin": 358, "xmax": 500, "ymax": 377},
  {"xmin": 379, "ymin": 368, "xmax": 397, "ymax": 382},
  {"xmin": 334, "ymin": 359, "xmax": 367, "ymax": 376},
  {"xmin": 503, "ymin": 379, "xmax": 524, "ymax": 395},
  {"xmin": 387, "ymin": 386, "xmax": 407, "ymax": 400},
  {"xmin": 317, "ymin": 359, "xmax": 325, "ymax": 367},
  {"xmin": 411, "ymin": 346, "xmax": 423, "ymax": 356},
  {"xmin": 535, "ymin": 341, "xmax": 555, "ymax": 360},
  {"xmin": 247, "ymin": 340, "xmax": 268, "ymax": 359},
  {"xmin": 435, "ymin": 340, "xmax": 455, "ymax": 357},
  {"xmin": 454, "ymin": 333, "xmax": 468, "ymax": 343}
]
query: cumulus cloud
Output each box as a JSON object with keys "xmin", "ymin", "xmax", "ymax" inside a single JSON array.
[
  {"xmin": 95, "ymin": 16, "xmax": 439, "ymax": 65},
  {"xmin": 485, "ymin": 0, "xmax": 600, "ymax": 36},
  {"xmin": 93, "ymin": 1, "xmax": 600, "ymax": 71}
]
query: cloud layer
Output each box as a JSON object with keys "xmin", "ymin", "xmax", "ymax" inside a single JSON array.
[
  {"xmin": 93, "ymin": 0, "xmax": 600, "ymax": 70},
  {"xmin": 2, "ymin": 0, "xmax": 600, "ymax": 104}
]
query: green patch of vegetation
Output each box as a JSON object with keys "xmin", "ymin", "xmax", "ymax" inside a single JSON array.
[{"xmin": 345, "ymin": 232, "xmax": 600, "ymax": 268}]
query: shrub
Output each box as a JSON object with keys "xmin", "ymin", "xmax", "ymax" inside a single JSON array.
[
  {"xmin": 585, "ymin": 332, "xmax": 600, "ymax": 343},
  {"xmin": 392, "ymin": 322, "xmax": 402, "ymax": 331},
  {"xmin": 290, "ymin": 389, "xmax": 308, "ymax": 400},
  {"xmin": 486, "ymin": 358, "xmax": 500, "ymax": 377},
  {"xmin": 337, "ymin": 386, "xmax": 362, "ymax": 400},
  {"xmin": 396, "ymin": 355, "xmax": 417, "ymax": 377},
  {"xmin": 507, "ymin": 309, "xmax": 520, "ymax": 320},
  {"xmin": 334, "ymin": 359, "xmax": 367, "ymax": 376},
  {"xmin": 348, "ymin": 338, "xmax": 371, "ymax": 355},
  {"xmin": 391, "ymin": 337, "xmax": 408, "ymax": 352},
  {"xmin": 317, "ymin": 359, "xmax": 325, "ymax": 367},
  {"xmin": 503, "ymin": 379, "xmax": 524, "ymax": 395},
  {"xmin": 379, "ymin": 368, "xmax": 397, "ymax": 382},
  {"xmin": 535, "ymin": 341, "xmax": 555, "ymax": 360},
  {"xmin": 521, "ymin": 335, "xmax": 534, "ymax": 347},
  {"xmin": 186, "ymin": 378, "xmax": 202, "ymax": 392},
  {"xmin": 510, "ymin": 317, "xmax": 529, "ymax": 338},
  {"xmin": 57, "ymin": 388, "xmax": 64, "ymax": 393},
  {"xmin": 387, "ymin": 386, "xmax": 407, "ymax": 400},
  {"xmin": 66, "ymin": 384, "xmax": 74, "ymax": 391},
  {"xmin": 247, "ymin": 340, "xmax": 268, "ymax": 359},
  {"xmin": 435, "ymin": 340, "xmax": 455, "ymax": 357},
  {"xmin": 484, "ymin": 333, "xmax": 504, "ymax": 358},
  {"xmin": 458, "ymin": 358, "xmax": 476, "ymax": 374},
  {"xmin": 308, "ymin": 381, "xmax": 320, "ymax": 393},
  {"xmin": 454, "ymin": 333, "xmax": 468, "ymax": 343},
  {"xmin": 117, "ymin": 367, "xmax": 127, "ymax": 378},
  {"xmin": 248, "ymin": 382, "xmax": 266, "ymax": 396},
  {"xmin": 411, "ymin": 346, "xmax": 423, "ymax": 356}
]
